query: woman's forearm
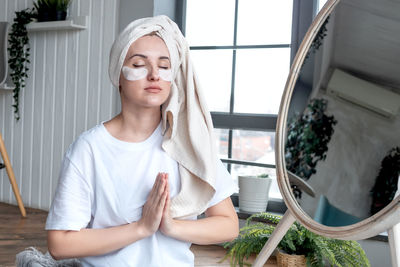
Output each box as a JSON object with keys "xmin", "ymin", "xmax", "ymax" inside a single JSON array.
[
  {"xmin": 168, "ymin": 215, "xmax": 239, "ymax": 245},
  {"xmin": 47, "ymin": 221, "xmax": 147, "ymax": 260}
]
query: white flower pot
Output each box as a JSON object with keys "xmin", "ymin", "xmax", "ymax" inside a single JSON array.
[{"xmin": 238, "ymin": 175, "xmax": 272, "ymax": 213}]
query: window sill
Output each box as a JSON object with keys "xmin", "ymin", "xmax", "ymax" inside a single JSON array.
[{"xmin": 231, "ymin": 194, "xmax": 287, "ymax": 214}]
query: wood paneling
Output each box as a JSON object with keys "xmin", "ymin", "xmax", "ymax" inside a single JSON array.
[{"xmin": 0, "ymin": 0, "xmax": 119, "ymax": 210}]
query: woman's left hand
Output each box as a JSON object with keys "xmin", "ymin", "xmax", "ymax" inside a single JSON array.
[{"xmin": 159, "ymin": 173, "xmax": 177, "ymax": 236}]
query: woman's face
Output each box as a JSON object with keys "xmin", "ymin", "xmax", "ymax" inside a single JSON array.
[{"xmin": 119, "ymin": 35, "xmax": 172, "ymax": 109}]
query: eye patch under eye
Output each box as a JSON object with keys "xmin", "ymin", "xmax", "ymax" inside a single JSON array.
[
  {"xmin": 122, "ymin": 66, "xmax": 173, "ymax": 82},
  {"xmin": 122, "ymin": 66, "xmax": 148, "ymax": 81},
  {"xmin": 159, "ymin": 68, "xmax": 172, "ymax": 82}
]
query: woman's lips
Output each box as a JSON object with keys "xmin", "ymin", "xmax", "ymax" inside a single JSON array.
[{"xmin": 145, "ymin": 86, "xmax": 162, "ymax": 93}]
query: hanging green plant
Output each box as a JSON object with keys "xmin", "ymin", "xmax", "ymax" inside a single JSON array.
[
  {"xmin": 370, "ymin": 147, "xmax": 400, "ymax": 215},
  {"xmin": 303, "ymin": 15, "xmax": 330, "ymax": 65},
  {"xmin": 7, "ymin": 8, "xmax": 35, "ymax": 121},
  {"xmin": 285, "ymin": 98, "xmax": 337, "ymax": 198}
]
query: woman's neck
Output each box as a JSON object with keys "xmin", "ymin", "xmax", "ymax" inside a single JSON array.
[{"xmin": 105, "ymin": 107, "xmax": 161, "ymax": 143}]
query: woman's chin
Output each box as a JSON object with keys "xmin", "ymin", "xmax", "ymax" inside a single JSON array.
[{"xmin": 132, "ymin": 101, "xmax": 166, "ymax": 110}]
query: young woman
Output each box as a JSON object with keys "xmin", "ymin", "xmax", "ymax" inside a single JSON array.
[{"xmin": 45, "ymin": 15, "xmax": 238, "ymax": 266}]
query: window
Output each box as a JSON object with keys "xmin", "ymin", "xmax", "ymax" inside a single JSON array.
[
  {"xmin": 318, "ymin": 0, "xmax": 328, "ymax": 12},
  {"xmin": 183, "ymin": 0, "xmax": 296, "ymax": 202}
]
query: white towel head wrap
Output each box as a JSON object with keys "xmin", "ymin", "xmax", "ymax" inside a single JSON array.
[{"xmin": 109, "ymin": 15, "xmax": 218, "ymax": 218}]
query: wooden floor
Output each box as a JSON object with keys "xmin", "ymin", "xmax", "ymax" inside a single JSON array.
[{"xmin": 0, "ymin": 202, "xmax": 277, "ymax": 266}]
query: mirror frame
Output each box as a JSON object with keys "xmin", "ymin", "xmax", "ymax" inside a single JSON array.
[{"xmin": 275, "ymin": 0, "xmax": 400, "ymax": 240}]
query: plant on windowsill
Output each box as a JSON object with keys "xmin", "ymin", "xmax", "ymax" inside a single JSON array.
[
  {"xmin": 238, "ymin": 173, "xmax": 272, "ymax": 213},
  {"xmin": 285, "ymin": 98, "xmax": 337, "ymax": 199},
  {"xmin": 220, "ymin": 212, "xmax": 370, "ymax": 267},
  {"xmin": 8, "ymin": 8, "xmax": 36, "ymax": 121},
  {"xmin": 34, "ymin": 0, "xmax": 72, "ymax": 22}
]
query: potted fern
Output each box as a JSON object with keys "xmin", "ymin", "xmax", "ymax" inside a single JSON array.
[{"xmin": 221, "ymin": 212, "xmax": 370, "ymax": 267}]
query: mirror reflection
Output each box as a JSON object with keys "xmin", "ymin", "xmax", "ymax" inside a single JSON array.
[{"xmin": 285, "ymin": 0, "xmax": 400, "ymax": 226}]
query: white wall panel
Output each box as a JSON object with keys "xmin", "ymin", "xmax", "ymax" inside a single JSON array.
[{"xmin": 0, "ymin": 0, "xmax": 119, "ymax": 210}]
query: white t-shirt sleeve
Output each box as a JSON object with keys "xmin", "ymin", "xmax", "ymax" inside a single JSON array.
[
  {"xmin": 207, "ymin": 159, "xmax": 239, "ymax": 208},
  {"xmin": 45, "ymin": 139, "xmax": 93, "ymax": 231}
]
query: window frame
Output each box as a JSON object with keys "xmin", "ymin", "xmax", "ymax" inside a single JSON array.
[{"xmin": 178, "ymin": 0, "xmax": 314, "ymax": 214}]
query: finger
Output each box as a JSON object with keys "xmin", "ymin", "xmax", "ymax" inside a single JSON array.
[
  {"xmin": 165, "ymin": 174, "xmax": 169, "ymax": 191},
  {"xmin": 148, "ymin": 172, "xmax": 162, "ymax": 201},
  {"xmin": 158, "ymin": 189, "xmax": 168, "ymax": 212},
  {"xmin": 150, "ymin": 174, "xmax": 165, "ymax": 206},
  {"xmin": 157, "ymin": 174, "xmax": 167, "ymax": 196},
  {"xmin": 165, "ymin": 174, "xmax": 170, "ymax": 196},
  {"xmin": 163, "ymin": 191, "xmax": 170, "ymax": 215},
  {"xmin": 163, "ymin": 174, "xmax": 170, "ymax": 210}
]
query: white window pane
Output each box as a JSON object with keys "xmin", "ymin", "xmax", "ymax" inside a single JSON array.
[
  {"xmin": 185, "ymin": 0, "xmax": 235, "ymax": 46},
  {"xmin": 191, "ymin": 50, "xmax": 232, "ymax": 112},
  {"xmin": 234, "ymin": 48, "xmax": 290, "ymax": 114},
  {"xmin": 319, "ymin": 0, "xmax": 329, "ymax": 12},
  {"xmin": 232, "ymin": 130, "xmax": 275, "ymax": 165},
  {"xmin": 231, "ymin": 164, "xmax": 282, "ymax": 199},
  {"xmin": 214, "ymin": 128, "xmax": 229, "ymax": 159},
  {"xmin": 237, "ymin": 0, "xmax": 293, "ymax": 45}
]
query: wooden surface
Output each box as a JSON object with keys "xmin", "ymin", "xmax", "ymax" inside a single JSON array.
[
  {"xmin": 0, "ymin": 202, "xmax": 277, "ymax": 266},
  {"xmin": 0, "ymin": 203, "xmax": 47, "ymax": 267}
]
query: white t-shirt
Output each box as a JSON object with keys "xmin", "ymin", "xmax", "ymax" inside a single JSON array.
[{"xmin": 45, "ymin": 121, "xmax": 238, "ymax": 267}]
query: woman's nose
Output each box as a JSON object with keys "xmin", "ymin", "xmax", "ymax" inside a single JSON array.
[{"xmin": 147, "ymin": 65, "xmax": 160, "ymax": 81}]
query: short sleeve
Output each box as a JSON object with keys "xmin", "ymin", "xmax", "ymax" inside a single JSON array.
[
  {"xmin": 45, "ymin": 154, "xmax": 92, "ymax": 231},
  {"xmin": 207, "ymin": 159, "xmax": 239, "ymax": 208}
]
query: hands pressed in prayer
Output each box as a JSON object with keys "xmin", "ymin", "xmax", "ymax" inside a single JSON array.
[
  {"xmin": 140, "ymin": 172, "xmax": 238, "ymax": 244},
  {"xmin": 138, "ymin": 172, "xmax": 169, "ymax": 237},
  {"xmin": 138, "ymin": 172, "xmax": 177, "ymax": 237}
]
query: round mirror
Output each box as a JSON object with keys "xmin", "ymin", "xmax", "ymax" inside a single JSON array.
[{"xmin": 276, "ymin": 0, "xmax": 400, "ymax": 240}]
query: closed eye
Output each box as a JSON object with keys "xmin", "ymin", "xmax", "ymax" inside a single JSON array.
[{"xmin": 133, "ymin": 64, "xmax": 145, "ymax": 67}]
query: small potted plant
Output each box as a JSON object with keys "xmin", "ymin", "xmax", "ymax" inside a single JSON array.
[
  {"xmin": 221, "ymin": 212, "xmax": 370, "ymax": 267},
  {"xmin": 34, "ymin": 0, "xmax": 72, "ymax": 22},
  {"xmin": 238, "ymin": 173, "xmax": 272, "ymax": 213}
]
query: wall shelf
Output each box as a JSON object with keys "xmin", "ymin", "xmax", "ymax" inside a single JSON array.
[
  {"xmin": 26, "ymin": 16, "xmax": 88, "ymax": 32},
  {"xmin": 0, "ymin": 83, "xmax": 15, "ymax": 90}
]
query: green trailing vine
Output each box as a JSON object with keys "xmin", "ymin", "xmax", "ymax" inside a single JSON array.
[
  {"xmin": 285, "ymin": 98, "xmax": 337, "ymax": 198},
  {"xmin": 370, "ymin": 147, "xmax": 400, "ymax": 215},
  {"xmin": 221, "ymin": 212, "xmax": 370, "ymax": 267},
  {"xmin": 303, "ymin": 15, "xmax": 330, "ymax": 64},
  {"xmin": 7, "ymin": 8, "xmax": 35, "ymax": 121}
]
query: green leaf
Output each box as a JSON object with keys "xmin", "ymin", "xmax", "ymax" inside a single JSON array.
[{"xmin": 8, "ymin": 8, "xmax": 34, "ymax": 121}]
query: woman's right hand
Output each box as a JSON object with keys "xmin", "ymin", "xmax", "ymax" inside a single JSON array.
[{"xmin": 138, "ymin": 172, "xmax": 168, "ymax": 237}]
